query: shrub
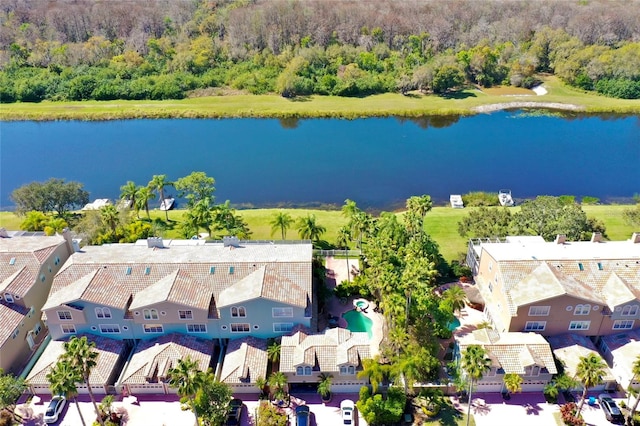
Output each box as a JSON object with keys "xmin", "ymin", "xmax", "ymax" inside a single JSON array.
[
  {"xmin": 581, "ymin": 196, "xmax": 600, "ymax": 205},
  {"xmin": 560, "ymin": 403, "xmax": 585, "ymax": 426},
  {"xmin": 461, "ymin": 191, "xmax": 500, "ymax": 207}
]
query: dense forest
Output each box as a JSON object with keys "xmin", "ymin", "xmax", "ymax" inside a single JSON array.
[{"xmin": 1, "ymin": 0, "xmax": 640, "ymax": 102}]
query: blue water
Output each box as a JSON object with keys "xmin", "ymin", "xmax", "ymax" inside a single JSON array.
[
  {"xmin": 1, "ymin": 113, "xmax": 638, "ymax": 210},
  {"xmin": 342, "ymin": 309, "xmax": 373, "ymax": 338},
  {"xmin": 448, "ymin": 317, "xmax": 461, "ymax": 331}
]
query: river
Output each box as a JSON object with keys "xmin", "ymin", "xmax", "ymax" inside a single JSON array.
[{"xmin": 1, "ymin": 111, "xmax": 638, "ymax": 211}]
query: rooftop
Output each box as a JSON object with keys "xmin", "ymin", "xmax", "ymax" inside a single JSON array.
[
  {"xmin": 547, "ymin": 333, "xmax": 615, "ymax": 382},
  {"xmin": 219, "ymin": 337, "xmax": 268, "ymax": 384}
]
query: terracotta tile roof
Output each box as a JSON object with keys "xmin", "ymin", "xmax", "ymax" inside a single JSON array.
[
  {"xmin": 129, "ymin": 269, "xmax": 213, "ymax": 311},
  {"xmin": 457, "ymin": 330, "xmax": 557, "ymax": 375},
  {"xmin": 219, "ymin": 337, "xmax": 268, "ymax": 385},
  {"xmin": 280, "ymin": 328, "xmax": 371, "ymax": 374},
  {"xmin": 26, "ymin": 334, "xmax": 127, "ymax": 386},
  {"xmin": 0, "ymin": 302, "xmax": 29, "ymax": 343},
  {"xmin": 119, "ymin": 333, "xmax": 213, "ymax": 385},
  {"xmin": 547, "ymin": 333, "xmax": 615, "ymax": 382}
]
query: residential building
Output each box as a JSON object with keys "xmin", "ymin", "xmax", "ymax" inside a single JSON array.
[
  {"xmin": 280, "ymin": 327, "xmax": 371, "ymax": 393},
  {"xmin": 0, "ymin": 229, "xmax": 74, "ymax": 374},
  {"xmin": 42, "ymin": 238, "xmax": 313, "ymax": 342},
  {"xmin": 596, "ymin": 328, "xmax": 640, "ymax": 391},
  {"xmin": 467, "ymin": 233, "xmax": 640, "ymax": 336},
  {"xmin": 219, "ymin": 336, "xmax": 268, "ymax": 394},
  {"xmin": 26, "ymin": 334, "xmax": 128, "ymax": 395},
  {"xmin": 456, "ymin": 328, "xmax": 557, "ymax": 392}
]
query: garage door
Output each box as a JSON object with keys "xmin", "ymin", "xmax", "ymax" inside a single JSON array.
[
  {"xmin": 477, "ymin": 381, "xmax": 503, "ymax": 392},
  {"xmin": 521, "ymin": 381, "xmax": 546, "ymax": 392},
  {"xmin": 333, "ymin": 382, "xmax": 368, "ymax": 393},
  {"xmin": 129, "ymin": 383, "xmax": 166, "ymax": 394}
]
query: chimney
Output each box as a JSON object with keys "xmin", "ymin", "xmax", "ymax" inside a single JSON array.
[
  {"xmin": 147, "ymin": 237, "xmax": 164, "ymax": 248},
  {"xmin": 591, "ymin": 232, "xmax": 602, "ymax": 243},
  {"xmin": 0, "ymin": 228, "xmax": 8, "ymax": 238},
  {"xmin": 72, "ymin": 239, "xmax": 82, "ymax": 252},
  {"xmin": 61, "ymin": 228, "xmax": 75, "ymax": 254},
  {"xmin": 554, "ymin": 234, "xmax": 566, "ymax": 245},
  {"xmin": 632, "ymin": 232, "xmax": 640, "ymax": 244},
  {"xmin": 223, "ymin": 236, "xmax": 240, "ymax": 248}
]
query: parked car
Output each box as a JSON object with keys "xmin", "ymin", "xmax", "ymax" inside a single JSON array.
[
  {"xmin": 225, "ymin": 398, "xmax": 244, "ymax": 426},
  {"xmin": 598, "ymin": 394, "xmax": 624, "ymax": 424},
  {"xmin": 295, "ymin": 405, "xmax": 310, "ymax": 426},
  {"xmin": 340, "ymin": 399, "xmax": 355, "ymax": 425},
  {"xmin": 43, "ymin": 395, "xmax": 66, "ymax": 424}
]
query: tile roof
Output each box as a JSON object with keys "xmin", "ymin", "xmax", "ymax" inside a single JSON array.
[
  {"xmin": 280, "ymin": 328, "xmax": 371, "ymax": 374},
  {"xmin": 457, "ymin": 330, "xmax": 557, "ymax": 375},
  {"xmin": 26, "ymin": 334, "xmax": 127, "ymax": 386},
  {"xmin": 0, "ymin": 302, "xmax": 29, "ymax": 343},
  {"xmin": 129, "ymin": 269, "xmax": 213, "ymax": 311},
  {"xmin": 547, "ymin": 333, "xmax": 615, "ymax": 382},
  {"xmin": 219, "ymin": 337, "xmax": 268, "ymax": 385},
  {"xmin": 119, "ymin": 333, "xmax": 213, "ymax": 385},
  {"xmin": 600, "ymin": 328, "xmax": 640, "ymax": 365}
]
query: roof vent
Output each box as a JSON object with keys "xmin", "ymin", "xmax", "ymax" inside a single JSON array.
[
  {"xmin": 591, "ymin": 232, "xmax": 602, "ymax": 243},
  {"xmin": 632, "ymin": 232, "xmax": 640, "ymax": 244},
  {"xmin": 554, "ymin": 234, "xmax": 566, "ymax": 245},
  {"xmin": 223, "ymin": 236, "xmax": 240, "ymax": 248},
  {"xmin": 147, "ymin": 237, "xmax": 164, "ymax": 248},
  {"xmin": 0, "ymin": 228, "xmax": 8, "ymax": 238}
]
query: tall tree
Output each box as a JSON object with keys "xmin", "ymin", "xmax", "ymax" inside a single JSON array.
[
  {"xmin": 296, "ymin": 214, "xmax": 326, "ymax": 243},
  {"xmin": 174, "ymin": 172, "xmax": 216, "ymax": 209},
  {"xmin": 575, "ymin": 353, "xmax": 606, "ymax": 417},
  {"xmin": 135, "ymin": 186, "xmax": 155, "ymax": 220},
  {"xmin": 357, "ymin": 356, "xmax": 390, "ymax": 394},
  {"xmin": 627, "ymin": 355, "xmax": 640, "ymax": 424},
  {"xmin": 442, "ymin": 286, "xmax": 468, "ymax": 317},
  {"xmin": 148, "ymin": 174, "xmax": 173, "ymax": 221},
  {"xmin": 61, "ymin": 336, "xmax": 104, "ymax": 426},
  {"xmin": 191, "ymin": 372, "xmax": 232, "ymax": 426},
  {"xmin": 119, "ymin": 181, "xmax": 139, "ymax": 216},
  {"xmin": 270, "ymin": 211, "xmax": 293, "ymax": 240},
  {"xmin": 46, "ymin": 361, "xmax": 87, "ymax": 426},
  {"xmin": 461, "ymin": 344, "xmax": 491, "ymax": 426},
  {"xmin": 0, "ymin": 369, "xmax": 27, "ymax": 424},
  {"xmin": 11, "ymin": 178, "xmax": 89, "ymax": 217},
  {"xmin": 168, "ymin": 357, "xmax": 203, "ymax": 406},
  {"xmin": 457, "ymin": 207, "xmax": 514, "ymax": 238},
  {"xmin": 99, "ymin": 204, "xmax": 119, "ymax": 235}
]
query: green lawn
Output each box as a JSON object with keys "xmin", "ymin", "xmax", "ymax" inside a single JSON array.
[
  {"xmin": 1, "ymin": 76, "xmax": 639, "ymax": 121},
  {"xmin": 1, "ymin": 204, "xmax": 636, "ymax": 263}
]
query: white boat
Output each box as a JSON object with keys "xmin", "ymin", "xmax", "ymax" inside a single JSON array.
[
  {"xmin": 81, "ymin": 199, "xmax": 112, "ymax": 211},
  {"xmin": 499, "ymin": 189, "xmax": 515, "ymax": 207},
  {"xmin": 450, "ymin": 194, "xmax": 464, "ymax": 208},
  {"xmin": 159, "ymin": 197, "xmax": 175, "ymax": 211}
]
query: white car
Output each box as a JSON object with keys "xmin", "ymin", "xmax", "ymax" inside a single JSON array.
[
  {"xmin": 44, "ymin": 395, "xmax": 66, "ymax": 424},
  {"xmin": 340, "ymin": 399, "xmax": 355, "ymax": 425}
]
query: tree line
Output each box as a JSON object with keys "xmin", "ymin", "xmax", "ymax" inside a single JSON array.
[{"xmin": 1, "ymin": 0, "xmax": 640, "ymax": 102}]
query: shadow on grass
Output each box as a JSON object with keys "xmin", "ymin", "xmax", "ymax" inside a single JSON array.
[
  {"xmin": 440, "ymin": 91, "xmax": 477, "ymax": 100},
  {"xmin": 423, "ymin": 401, "xmax": 474, "ymax": 426}
]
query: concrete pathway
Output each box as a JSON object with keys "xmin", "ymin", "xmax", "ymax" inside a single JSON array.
[{"xmin": 452, "ymin": 392, "xmax": 560, "ymax": 426}]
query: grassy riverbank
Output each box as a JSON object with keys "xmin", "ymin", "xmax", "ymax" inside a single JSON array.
[
  {"xmin": 1, "ymin": 205, "xmax": 635, "ymax": 262},
  {"xmin": 1, "ymin": 77, "xmax": 639, "ymax": 121}
]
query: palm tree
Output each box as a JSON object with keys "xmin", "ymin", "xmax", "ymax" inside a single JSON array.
[
  {"xmin": 168, "ymin": 357, "xmax": 203, "ymax": 403},
  {"xmin": 270, "ymin": 211, "xmax": 293, "ymax": 240},
  {"xmin": 148, "ymin": 174, "xmax": 173, "ymax": 221},
  {"xmin": 296, "ymin": 214, "xmax": 326, "ymax": 243},
  {"xmin": 406, "ymin": 195, "xmax": 433, "ymax": 219},
  {"xmin": 357, "ymin": 355, "xmax": 389, "ymax": 394},
  {"xmin": 503, "ymin": 373, "xmax": 523, "ymax": 395},
  {"xmin": 443, "ymin": 286, "xmax": 468, "ymax": 316},
  {"xmin": 62, "ymin": 336, "xmax": 104, "ymax": 426},
  {"xmin": 47, "ymin": 360, "xmax": 87, "ymax": 426},
  {"xmin": 461, "ymin": 344, "xmax": 491, "ymax": 426},
  {"xmin": 575, "ymin": 353, "xmax": 606, "ymax": 417},
  {"xmin": 136, "ymin": 186, "xmax": 155, "ymax": 219},
  {"xmin": 268, "ymin": 372, "xmax": 288, "ymax": 401},
  {"xmin": 341, "ymin": 199, "xmax": 360, "ymax": 219},
  {"xmin": 317, "ymin": 373, "xmax": 333, "ymax": 402},
  {"xmin": 336, "ymin": 226, "xmax": 352, "ymax": 282},
  {"xmin": 119, "ymin": 181, "xmax": 138, "ymax": 215},
  {"xmin": 350, "ymin": 211, "xmax": 370, "ymax": 249},
  {"xmin": 267, "ymin": 341, "xmax": 281, "ymax": 370},
  {"xmin": 627, "ymin": 354, "xmax": 640, "ymax": 424},
  {"xmin": 100, "ymin": 204, "xmax": 119, "ymax": 235}
]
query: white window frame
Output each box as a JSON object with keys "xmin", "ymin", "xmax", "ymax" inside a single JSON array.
[
  {"xmin": 61, "ymin": 324, "xmax": 76, "ymax": 334},
  {"xmin": 143, "ymin": 324, "xmax": 164, "ymax": 333},
  {"xmin": 340, "ymin": 365, "xmax": 356, "ymax": 375},
  {"xmin": 622, "ymin": 305, "xmax": 638, "ymax": 317},
  {"xmin": 272, "ymin": 307, "xmax": 294, "ymax": 318},
  {"xmin": 187, "ymin": 324, "xmax": 207, "ymax": 333},
  {"xmin": 95, "ymin": 307, "xmax": 112, "ymax": 319},
  {"xmin": 178, "ymin": 310, "xmax": 193, "ymax": 320},
  {"xmin": 143, "ymin": 309, "xmax": 159, "ymax": 320},
  {"xmin": 231, "ymin": 306, "xmax": 246, "ymax": 318},
  {"xmin": 524, "ymin": 321, "xmax": 546, "ymax": 331},
  {"xmin": 57, "ymin": 310, "xmax": 73, "ymax": 320},
  {"xmin": 230, "ymin": 323, "xmax": 250, "ymax": 333},
  {"xmin": 273, "ymin": 323, "xmax": 293, "ymax": 333},
  {"xmin": 525, "ymin": 366, "xmax": 540, "ymax": 377},
  {"xmin": 296, "ymin": 366, "xmax": 312, "ymax": 376},
  {"xmin": 528, "ymin": 306, "xmax": 550, "ymax": 316},
  {"xmin": 613, "ymin": 320, "xmax": 635, "ymax": 330},
  {"xmin": 569, "ymin": 320, "xmax": 591, "ymax": 331},
  {"xmin": 99, "ymin": 324, "xmax": 120, "ymax": 334},
  {"xmin": 574, "ymin": 304, "xmax": 591, "ymax": 316}
]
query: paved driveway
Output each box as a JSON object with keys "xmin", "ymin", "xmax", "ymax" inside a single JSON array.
[{"xmin": 453, "ymin": 392, "xmax": 560, "ymax": 426}]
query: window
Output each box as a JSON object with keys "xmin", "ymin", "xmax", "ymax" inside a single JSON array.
[
  {"xmin": 61, "ymin": 324, "xmax": 76, "ymax": 334},
  {"xmin": 340, "ymin": 365, "xmax": 356, "ymax": 375},
  {"xmin": 528, "ymin": 306, "xmax": 550, "ymax": 316},
  {"xmin": 187, "ymin": 324, "xmax": 207, "ymax": 333},
  {"xmin": 613, "ymin": 320, "xmax": 635, "ymax": 330},
  {"xmin": 100, "ymin": 324, "xmax": 120, "ymax": 334},
  {"xmin": 574, "ymin": 304, "xmax": 591, "ymax": 315},
  {"xmin": 143, "ymin": 324, "xmax": 164, "ymax": 333},
  {"xmin": 57, "ymin": 311, "xmax": 72, "ymax": 320},
  {"xmin": 33, "ymin": 323, "xmax": 42, "ymax": 336},
  {"xmin": 272, "ymin": 307, "xmax": 293, "ymax": 318},
  {"xmin": 524, "ymin": 321, "xmax": 546, "ymax": 331},
  {"xmin": 28, "ymin": 306, "xmax": 35, "ymax": 317},
  {"xmin": 4, "ymin": 293, "xmax": 14, "ymax": 303},
  {"xmin": 54, "ymin": 256, "xmax": 60, "ymax": 265},
  {"xmin": 230, "ymin": 323, "xmax": 250, "ymax": 333},
  {"xmin": 178, "ymin": 310, "xmax": 193, "ymax": 320},
  {"xmin": 11, "ymin": 328, "xmax": 19, "ymax": 339},
  {"xmin": 488, "ymin": 282, "xmax": 493, "ymax": 293},
  {"xmin": 231, "ymin": 307, "xmax": 246, "ymax": 318},
  {"xmin": 296, "ymin": 366, "xmax": 312, "ymax": 376},
  {"xmin": 622, "ymin": 305, "xmax": 638, "ymax": 316},
  {"xmin": 143, "ymin": 309, "xmax": 159, "ymax": 320},
  {"xmin": 525, "ymin": 366, "xmax": 540, "ymax": 376},
  {"xmin": 569, "ymin": 321, "xmax": 591, "ymax": 331},
  {"xmin": 273, "ymin": 323, "xmax": 293, "ymax": 333},
  {"xmin": 40, "ymin": 274, "xmax": 46, "ymax": 282},
  {"xmin": 95, "ymin": 307, "xmax": 112, "ymax": 319}
]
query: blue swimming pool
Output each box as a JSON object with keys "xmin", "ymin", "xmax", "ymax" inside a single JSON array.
[
  {"xmin": 342, "ymin": 310, "xmax": 373, "ymax": 338},
  {"xmin": 448, "ymin": 318, "xmax": 461, "ymax": 331}
]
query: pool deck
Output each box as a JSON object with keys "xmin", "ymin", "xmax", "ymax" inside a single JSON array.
[{"xmin": 324, "ymin": 257, "xmax": 384, "ymax": 357}]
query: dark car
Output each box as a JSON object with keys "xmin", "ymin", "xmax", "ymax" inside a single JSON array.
[
  {"xmin": 225, "ymin": 398, "xmax": 244, "ymax": 426},
  {"xmin": 598, "ymin": 394, "xmax": 624, "ymax": 424},
  {"xmin": 295, "ymin": 405, "xmax": 310, "ymax": 426}
]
